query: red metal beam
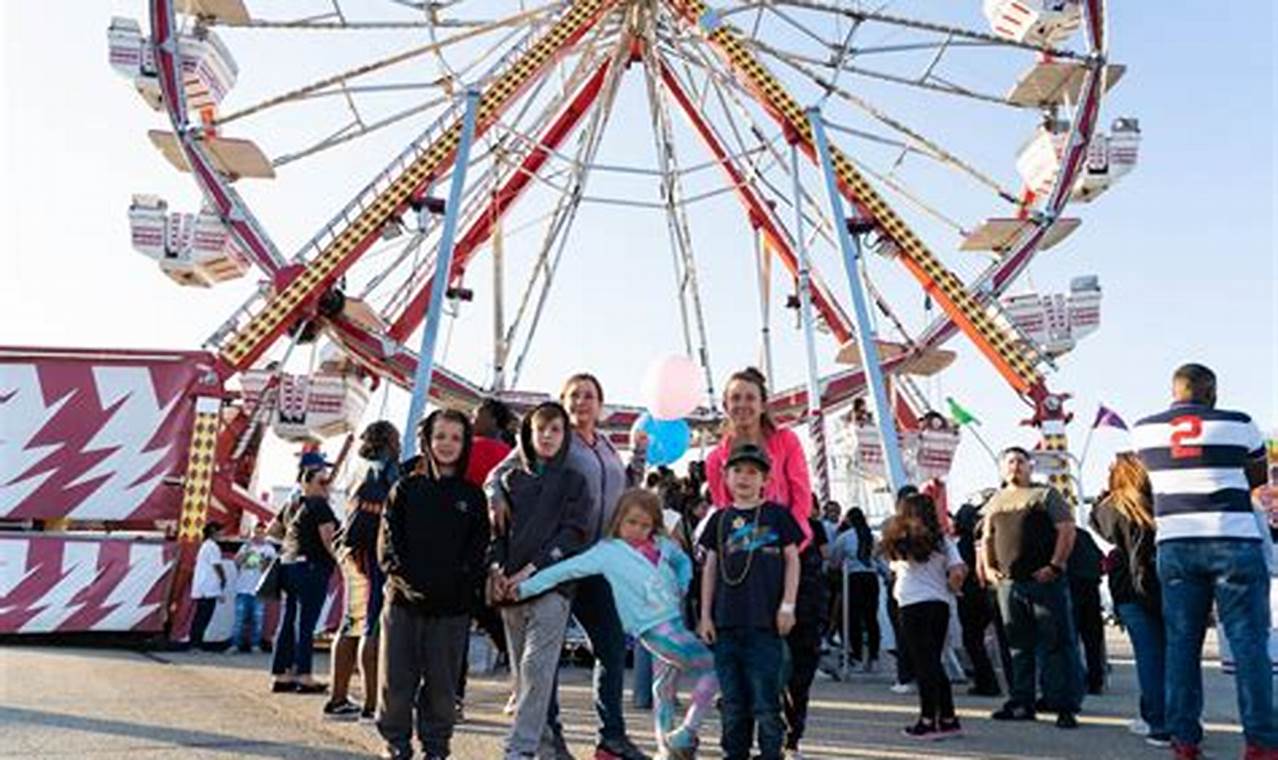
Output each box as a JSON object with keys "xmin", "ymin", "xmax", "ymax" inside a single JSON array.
[
  {"xmin": 388, "ymin": 61, "xmax": 612, "ymax": 342},
  {"xmin": 657, "ymin": 59, "xmax": 854, "ymax": 345}
]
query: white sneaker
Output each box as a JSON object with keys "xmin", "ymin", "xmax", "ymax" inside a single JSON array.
[
  {"xmin": 1127, "ymin": 718, "xmax": 1149, "ymax": 736},
  {"xmin": 890, "ymin": 682, "xmax": 917, "ymax": 695}
]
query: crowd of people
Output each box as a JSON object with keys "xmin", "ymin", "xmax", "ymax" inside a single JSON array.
[{"xmin": 194, "ymin": 362, "xmax": 1276, "ymax": 760}]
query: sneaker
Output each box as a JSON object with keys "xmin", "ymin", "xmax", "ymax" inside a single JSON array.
[
  {"xmin": 270, "ymin": 680, "xmax": 296, "ymax": 693},
  {"xmin": 1127, "ymin": 718, "xmax": 1150, "ymax": 736},
  {"xmin": 596, "ymin": 736, "xmax": 649, "ymax": 760},
  {"xmin": 902, "ymin": 720, "xmax": 939, "ymax": 740},
  {"xmin": 322, "ymin": 698, "xmax": 362, "ymax": 721},
  {"xmin": 294, "ymin": 681, "xmax": 329, "ymax": 695},
  {"xmin": 1144, "ymin": 733, "xmax": 1171, "ymax": 748},
  {"xmin": 1055, "ymin": 712, "xmax": 1078, "ymax": 730},
  {"xmin": 359, "ymin": 708, "xmax": 376, "ymax": 724},
  {"xmin": 936, "ymin": 717, "xmax": 963, "ymax": 739},
  {"xmin": 1171, "ymin": 742, "xmax": 1202, "ymax": 760},
  {"xmin": 889, "ymin": 682, "xmax": 916, "ymax": 695},
  {"xmin": 991, "ymin": 703, "xmax": 1036, "ymax": 721}
]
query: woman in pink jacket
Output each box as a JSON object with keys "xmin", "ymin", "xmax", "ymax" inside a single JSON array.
[{"xmin": 705, "ymin": 367, "xmax": 813, "ymax": 549}]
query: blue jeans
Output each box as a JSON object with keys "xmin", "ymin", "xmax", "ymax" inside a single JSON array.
[
  {"xmin": 271, "ymin": 561, "xmax": 332, "ymax": 677},
  {"xmin": 547, "ymin": 574, "xmax": 628, "ymax": 744},
  {"xmin": 1158, "ymin": 538, "xmax": 1276, "ymax": 748},
  {"xmin": 714, "ymin": 628, "xmax": 785, "ymax": 760},
  {"xmin": 995, "ymin": 576, "xmax": 1084, "ymax": 713},
  {"xmin": 1116, "ymin": 601, "xmax": 1166, "ymax": 736},
  {"xmin": 633, "ymin": 640, "xmax": 654, "ymax": 708},
  {"xmin": 232, "ymin": 593, "xmax": 266, "ymax": 649}
]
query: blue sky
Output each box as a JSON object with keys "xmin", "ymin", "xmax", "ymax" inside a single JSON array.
[{"xmin": 1, "ymin": 2, "xmax": 1273, "ymax": 506}]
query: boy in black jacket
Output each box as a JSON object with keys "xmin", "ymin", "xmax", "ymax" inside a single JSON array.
[
  {"xmin": 486, "ymin": 401, "xmax": 591, "ymax": 760},
  {"xmin": 376, "ymin": 409, "xmax": 489, "ymax": 760}
]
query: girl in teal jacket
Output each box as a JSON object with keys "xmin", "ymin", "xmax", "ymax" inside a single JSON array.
[{"xmin": 518, "ymin": 488, "xmax": 717, "ymax": 759}]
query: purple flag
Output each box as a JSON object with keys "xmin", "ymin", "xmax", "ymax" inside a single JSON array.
[{"xmin": 1092, "ymin": 404, "xmax": 1128, "ymax": 431}]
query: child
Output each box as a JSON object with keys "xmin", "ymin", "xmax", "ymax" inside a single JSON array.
[
  {"xmin": 231, "ymin": 522, "xmax": 276, "ymax": 652},
  {"xmin": 376, "ymin": 409, "xmax": 489, "ymax": 760},
  {"xmin": 486, "ymin": 401, "xmax": 591, "ymax": 760},
  {"xmin": 880, "ymin": 492, "xmax": 966, "ymax": 740},
  {"xmin": 697, "ymin": 444, "xmax": 801, "ymax": 760},
  {"xmin": 516, "ymin": 488, "xmax": 719, "ymax": 759}
]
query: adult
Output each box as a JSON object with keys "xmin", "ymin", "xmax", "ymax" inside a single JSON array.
[
  {"xmin": 1089, "ymin": 452, "xmax": 1168, "ymax": 747},
  {"xmin": 830, "ymin": 507, "xmax": 881, "ymax": 672},
  {"xmin": 269, "ymin": 451, "xmax": 340, "ymax": 694},
  {"xmin": 487, "ymin": 373, "xmax": 647, "ymax": 760},
  {"xmin": 705, "ymin": 368, "xmax": 813, "ymax": 548},
  {"xmin": 953, "ymin": 488, "xmax": 1003, "ymax": 697},
  {"xmin": 784, "ymin": 511, "xmax": 831, "ymax": 756},
  {"xmin": 1067, "ymin": 526, "xmax": 1107, "ymax": 695},
  {"xmin": 979, "ymin": 447, "xmax": 1083, "ymax": 728},
  {"xmin": 189, "ymin": 522, "xmax": 226, "ymax": 651},
  {"xmin": 326, "ymin": 420, "xmax": 401, "ymax": 720},
  {"xmin": 1132, "ymin": 363, "xmax": 1276, "ymax": 758}
]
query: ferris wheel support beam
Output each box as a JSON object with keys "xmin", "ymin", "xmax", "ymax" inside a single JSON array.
[
  {"xmin": 387, "ymin": 60, "xmax": 613, "ymax": 344},
  {"xmin": 663, "ymin": 0, "xmax": 1048, "ymax": 404},
  {"xmin": 150, "ymin": 0, "xmax": 286, "ymax": 276},
  {"xmin": 402, "ymin": 89, "xmax": 482, "ymax": 459},
  {"xmin": 211, "ymin": 0, "xmax": 621, "ymax": 376},
  {"xmin": 657, "ymin": 58, "xmax": 853, "ymax": 344},
  {"xmin": 809, "ymin": 108, "xmax": 908, "ymax": 495}
]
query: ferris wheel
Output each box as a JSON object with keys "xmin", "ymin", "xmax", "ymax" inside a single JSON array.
[{"xmin": 108, "ymin": 0, "xmax": 1137, "ymax": 509}]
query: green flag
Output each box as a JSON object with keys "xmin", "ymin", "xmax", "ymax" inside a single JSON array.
[{"xmin": 946, "ymin": 396, "xmax": 980, "ymax": 427}]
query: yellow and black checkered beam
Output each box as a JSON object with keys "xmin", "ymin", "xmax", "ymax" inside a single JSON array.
[
  {"xmin": 664, "ymin": 0, "xmax": 1044, "ymax": 398},
  {"xmin": 177, "ymin": 397, "xmax": 221, "ymax": 543},
  {"xmin": 218, "ymin": 0, "xmax": 620, "ymax": 373}
]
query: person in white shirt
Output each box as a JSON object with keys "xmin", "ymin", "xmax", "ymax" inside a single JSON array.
[
  {"xmin": 231, "ymin": 523, "xmax": 277, "ymax": 652},
  {"xmin": 190, "ymin": 522, "xmax": 227, "ymax": 650},
  {"xmin": 881, "ymin": 493, "xmax": 966, "ymax": 741}
]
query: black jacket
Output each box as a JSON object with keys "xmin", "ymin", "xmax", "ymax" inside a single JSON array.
[
  {"xmin": 380, "ymin": 473, "xmax": 489, "ymax": 615},
  {"xmin": 1089, "ymin": 495, "xmax": 1160, "ymax": 612},
  {"xmin": 487, "ymin": 406, "xmax": 591, "ymax": 578}
]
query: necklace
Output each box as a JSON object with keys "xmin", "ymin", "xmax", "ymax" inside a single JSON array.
[{"xmin": 717, "ymin": 504, "xmax": 763, "ymax": 587}]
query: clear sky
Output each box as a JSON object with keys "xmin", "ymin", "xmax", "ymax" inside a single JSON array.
[{"xmin": 1, "ymin": 2, "xmax": 1273, "ymax": 510}]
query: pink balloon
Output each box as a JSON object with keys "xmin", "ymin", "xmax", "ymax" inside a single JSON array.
[{"xmin": 641, "ymin": 355, "xmax": 702, "ymax": 420}]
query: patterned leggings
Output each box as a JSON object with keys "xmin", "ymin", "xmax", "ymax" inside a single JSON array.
[{"xmin": 640, "ymin": 619, "xmax": 719, "ymax": 752}]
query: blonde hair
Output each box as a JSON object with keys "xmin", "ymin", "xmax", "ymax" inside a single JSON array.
[
  {"xmin": 1106, "ymin": 452, "xmax": 1155, "ymax": 529},
  {"xmin": 606, "ymin": 488, "xmax": 666, "ymax": 539}
]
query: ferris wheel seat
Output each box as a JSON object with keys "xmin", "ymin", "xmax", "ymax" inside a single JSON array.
[
  {"xmin": 148, "ymin": 130, "xmax": 275, "ymax": 180},
  {"xmin": 834, "ymin": 339, "xmax": 909, "ymax": 367},
  {"xmin": 961, "ymin": 217, "xmax": 1080, "ymax": 253},
  {"xmin": 983, "ymin": 0, "xmax": 1083, "ymax": 47},
  {"xmin": 895, "ymin": 349, "xmax": 957, "ymax": 377},
  {"xmin": 1007, "ymin": 61, "xmax": 1126, "ymax": 109},
  {"xmin": 128, "ymin": 195, "xmax": 250, "ymax": 287},
  {"xmin": 239, "ymin": 369, "xmax": 372, "ymax": 441},
  {"xmin": 1000, "ymin": 275, "xmax": 1102, "ymax": 357},
  {"xmin": 1016, "ymin": 119, "xmax": 1141, "ymax": 202},
  {"xmin": 846, "ymin": 425, "xmax": 961, "ymax": 481},
  {"xmin": 337, "ymin": 297, "xmax": 389, "ymax": 336},
  {"xmin": 107, "ymin": 17, "xmax": 237, "ymax": 113},
  {"xmin": 834, "ymin": 340, "xmax": 955, "ymax": 377},
  {"xmin": 176, "ymin": 0, "xmax": 251, "ymax": 26}
]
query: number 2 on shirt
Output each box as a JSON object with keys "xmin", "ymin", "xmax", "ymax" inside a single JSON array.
[{"xmin": 1169, "ymin": 415, "xmax": 1203, "ymax": 459}]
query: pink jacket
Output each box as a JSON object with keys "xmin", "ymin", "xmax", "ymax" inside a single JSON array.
[{"xmin": 706, "ymin": 427, "xmax": 814, "ymax": 549}]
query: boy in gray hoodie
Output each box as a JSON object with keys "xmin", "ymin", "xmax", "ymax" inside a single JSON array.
[{"xmin": 487, "ymin": 401, "xmax": 591, "ymax": 760}]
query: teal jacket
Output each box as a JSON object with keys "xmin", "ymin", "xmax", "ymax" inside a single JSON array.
[{"xmin": 517, "ymin": 536, "xmax": 691, "ymax": 635}]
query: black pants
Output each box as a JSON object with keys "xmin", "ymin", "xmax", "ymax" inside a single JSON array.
[
  {"xmin": 899, "ymin": 601, "xmax": 955, "ymax": 722},
  {"xmin": 887, "ymin": 591, "xmax": 913, "ymax": 683},
  {"xmin": 1070, "ymin": 579, "xmax": 1106, "ymax": 692},
  {"xmin": 458, "ymin": 602, "xmax": 508, "ymax": 700},
  {"xmin": 783, "ymin": 621, "xmax": 822, "ymax": 749},
  {"xmin": 957, "ymin": 586, "xmax": 1000, "ymax": 692},
  {"xmin": 377, "ymin": 603, "xmax": 469, "ymax": 758},
  {"xmin": 845, "ymin": 572, "xmax": 880, "ymax": 662},
  {"xmin": 190, "ymin": 597, "xmax": 218, "ymax": 649}
]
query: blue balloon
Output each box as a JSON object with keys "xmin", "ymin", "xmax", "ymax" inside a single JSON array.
[{"xmin": 638, "ymin": 413, "xmax": 691, "ymax": 467}]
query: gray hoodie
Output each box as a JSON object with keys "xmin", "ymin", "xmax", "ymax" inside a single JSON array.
[{"xmin": 485, "ymin": 403, "xmax": 591, "ymax": 576}]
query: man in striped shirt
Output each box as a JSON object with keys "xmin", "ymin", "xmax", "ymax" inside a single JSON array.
[{"xmin": 1133, "ymin": 363, "xmax": 1276, "ymax": 760}]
